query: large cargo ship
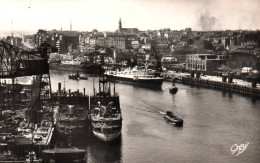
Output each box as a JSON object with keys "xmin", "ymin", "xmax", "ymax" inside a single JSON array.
[
  {"xmin": 90, "ymin": 77, "xmax": 122, "ymax": 142},
  {"xmin": 104, "ymin": 66, "xmax": 164, "ymax": 89},
  {"xmin": 56, "ymin": 93, "xmax": 89, "ymax": 136}
]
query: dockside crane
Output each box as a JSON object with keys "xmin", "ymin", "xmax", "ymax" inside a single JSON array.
[
  {"xmin": 150, "ymin": 40, "xmax": 163, "ymax": 74},
  {"xmin": 115, "ymin": 48, "xmax": 137, "ymax": 68},
  {"xmin": 0, "ymin": 41, "xmax": 56, "ymax": 122}
]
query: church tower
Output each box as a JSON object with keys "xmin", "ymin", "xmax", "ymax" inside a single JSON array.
[{"xmin": 118, "ymin": 18, "xmax": 122, "ymax": 32}]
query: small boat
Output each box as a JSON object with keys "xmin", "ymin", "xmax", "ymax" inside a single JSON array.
[
  {"xmin": 169, "ymin": 84, "xmax": 178, "ymax": 94},
  {"xmin": 69, "ymin": 71, "xmax": 88, "ymax": 80},
  {"xmin": 160, "ymin": 111, "xmax": 183, "ymax": 127},
  {"xmin": 69, "ymin": 73, "xmax": 80, "ymax": 80}
]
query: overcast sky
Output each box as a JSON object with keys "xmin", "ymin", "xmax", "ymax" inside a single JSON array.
[{"xmin": 0, "ymin": 0, "xmax": 259, "ymax": 34}]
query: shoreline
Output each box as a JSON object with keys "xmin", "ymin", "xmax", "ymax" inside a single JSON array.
[{"xmin": 173, "ymin": 76, "xmax": 260, "ymax": 98}]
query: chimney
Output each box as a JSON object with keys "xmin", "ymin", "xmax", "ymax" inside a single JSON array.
[{"xmin": 70, "ymin": 19, "xmax": 72, "ymax": 31}]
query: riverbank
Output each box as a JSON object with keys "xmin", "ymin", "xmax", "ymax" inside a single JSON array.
[{"xmin": 169, "ymin": 73, "xmax": 260, "ymax": 97}]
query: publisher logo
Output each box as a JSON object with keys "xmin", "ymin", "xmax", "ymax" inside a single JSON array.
[{"xmin": 230, "ymin": 142, "xmax": 249, "ymax": 156}]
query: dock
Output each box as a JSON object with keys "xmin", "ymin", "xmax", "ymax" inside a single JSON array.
[
  {"xmin": 162, "ymin": 71, "xmax": 260, "ymax": 97},
  {"xmin": 178, "ymin": 76, "xmax": 260, "ymax": 97}
]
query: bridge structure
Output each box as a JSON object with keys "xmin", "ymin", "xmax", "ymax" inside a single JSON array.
[{"xmin": 0, "ymin": 41, "xmax": 54, "ymax": 114}]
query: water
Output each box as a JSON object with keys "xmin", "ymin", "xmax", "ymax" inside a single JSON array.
[{"xmin": 50, "ymin": 69, "xmax": 260, "ymax": 163}]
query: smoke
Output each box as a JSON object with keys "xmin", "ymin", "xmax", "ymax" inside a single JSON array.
[{"xmin": 197, "ymin": 10, "xmax": 218, "ymax": 31}]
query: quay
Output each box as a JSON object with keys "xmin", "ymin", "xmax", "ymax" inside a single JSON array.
[{"xmin": 165, "ymin": 71, "xmax": 260, "ymax": 97}]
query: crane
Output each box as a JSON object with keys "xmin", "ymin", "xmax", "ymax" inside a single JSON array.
[
  {"xmin": 150, "ymin": 40, "xmax": 163, "ymax": 75},
  {"xmin": 0, "ymin": 41, "xmax": 57, "ymax": 110}
]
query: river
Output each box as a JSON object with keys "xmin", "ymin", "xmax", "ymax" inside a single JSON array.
[{"xmin": 50, "ymin": 69, "xmax": 260, "ymax": 163}]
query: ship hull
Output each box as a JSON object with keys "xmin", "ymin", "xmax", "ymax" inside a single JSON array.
[
  {"xmin": 105, "ymin": 74, "xmax": 164, "ymax": 89},
  {"xmin": 92, "ymin": 130, "xmax": 121, "ymax": 142},
  {"xmin": 80, "ymin": 64, "xmax": 104, "ymax": 74},
  {"xmin": 42, "ymin": 148, "xmax": 86, "ymax": 162},
  {"xmin": 56, "ymin": 116, "xmax": 89, "ymax": 137},
  {"xmin": 56, "ymin": 125, "xmax": 88, "ymax": 136}
]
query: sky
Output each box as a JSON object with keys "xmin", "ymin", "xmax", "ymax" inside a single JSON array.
[{"xmin": 0, "ymin": 0, "xmax": 260, "ymax": 36}]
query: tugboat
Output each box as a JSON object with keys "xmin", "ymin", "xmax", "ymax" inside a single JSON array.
[
  {"xmin": 90, "ymin": 76, "xmax": 122, "ymax": 142},
  {"xmin": 159, "ymin": 110, "xmax": 183, "ymax": 127},
  {"xmin": 162, "ymin": 111, "xmax": 183, "ymax": 127}
]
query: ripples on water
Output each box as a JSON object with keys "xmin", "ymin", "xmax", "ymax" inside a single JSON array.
[{"xmin": 50, "ymin": 69, "xmax": 260, "ymax": 163}]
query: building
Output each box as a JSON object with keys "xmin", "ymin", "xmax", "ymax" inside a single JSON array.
[
  {"xmin": 186, "ymin": 54, "xmax": 228, "ymax": 73},
  {"xmin": 35, "ymin": 29, "xmax": 79, "ymax": 54},
  {"xmin": 221, "ymin": 37, "xmax": 230, "ymax": 48},
  {"xmin": 3, "ymin": 36, "xmax": 22, "ymax": 47},
  {"xmin": 227, "ymin": 49, "xmax": 260, "ymax": 70},
  {"xmin": 131, "ymin": 40, "xmax": 140, "ymax": 49},
  {"xmin": 22, "ymin": 35, "xmax": 35, "ymax": 49},
  {"xmin": 94, "ymin": 34, "xmax": 131, "ymax": 49},
  {"xmin": 117, "ymin": 18, "xmax": 139, "ymax": 34}
]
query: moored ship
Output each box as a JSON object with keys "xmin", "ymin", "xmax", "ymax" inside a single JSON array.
[
  {"xmin": 104, "ymin": 66, "xmax": 164, "ymax": 89},
  {"xmin": 90, "ymin": 77, "xmax": 122, "ymax": 142},
  {"xmin": 80, "ymin": 63, "xmax": 104, "ymax": 74},
  {"xmin": 56, "ymin": 104, "xmax": 87, "ymax": 136},
  {"xmin": 61, "ymin": 58, "xmax": 81, "ymax": 65}
]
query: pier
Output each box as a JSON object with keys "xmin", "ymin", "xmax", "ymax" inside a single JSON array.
[
  {"xmin": 170, "ymin": 73, "xmax": 260, "ymax": 97},
  {"xmin": 0, "ymin": 41, "xmax": 56, "ymax": 162}
]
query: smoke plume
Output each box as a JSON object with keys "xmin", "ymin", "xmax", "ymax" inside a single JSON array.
[{"xmin": 197, "ymin": 10, "xmax": 218, "ymax": 31}]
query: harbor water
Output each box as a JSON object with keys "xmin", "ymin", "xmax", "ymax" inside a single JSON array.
[{"xmin": 50, "ymin": 69, "xmax": 260, "ymax": 163}]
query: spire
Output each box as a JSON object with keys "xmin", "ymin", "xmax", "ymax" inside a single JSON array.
[
  {"xmin": 118, "ymin": 18, "xmax": 122, "ymax": 32},
  {"xmin": 11, "ymin": 19, "xmax": 13, "ymax": 37}
]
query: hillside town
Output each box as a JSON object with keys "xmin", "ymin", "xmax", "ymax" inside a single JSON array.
[{"xmin": 2, "ymin": 18, "xmax": 260, "ymax": 80}]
